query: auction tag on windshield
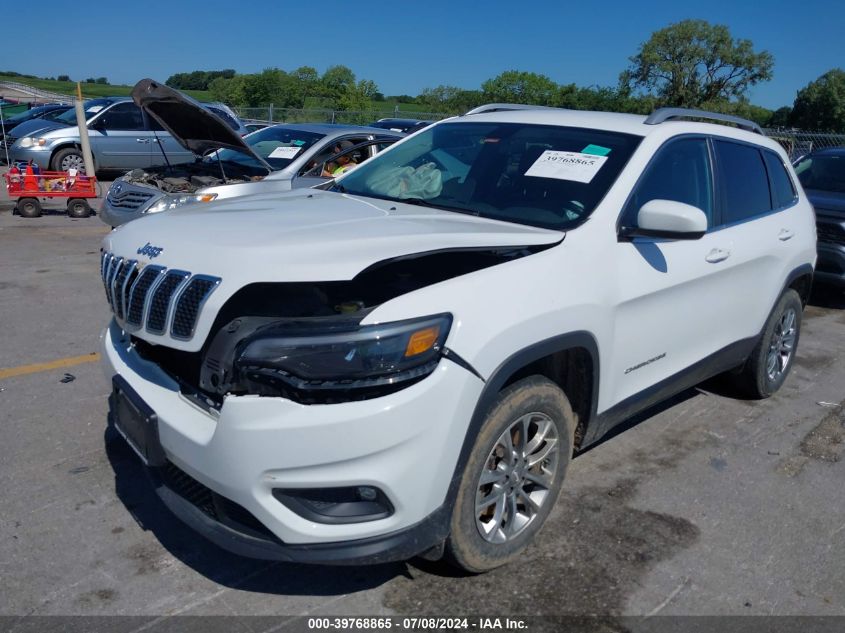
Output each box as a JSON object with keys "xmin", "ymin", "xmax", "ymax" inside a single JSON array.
[
  {"xmin": 525, "ymin": 150, "xmax": 608, "ymax": 183},
  {"xmin": 268, "ymin": 146, "xmax": 301, "ymax": 159},
  {"xmin": 87, "ymin": 106, "xmax": 104, "ymax": 113}
]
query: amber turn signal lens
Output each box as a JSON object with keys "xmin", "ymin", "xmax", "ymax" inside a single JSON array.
[{"xmin": 404, "ymin": 325, "xmax": 441, "ymax": 357}]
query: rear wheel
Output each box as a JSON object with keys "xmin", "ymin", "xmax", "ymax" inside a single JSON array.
[
  {"xmin": 734, "ymin": 289, "xmax": 803, "ymax": 398},
  {"xmin": 445, "ymin": 376, "xmax": 575, "ymax": 572},
  {"xmin": 18, "ymin": 197, "xmax": 42, "ymax": 218},
  {"xmin": 67, "ymin": 198, "xmax": 92, "ymax": 218}
]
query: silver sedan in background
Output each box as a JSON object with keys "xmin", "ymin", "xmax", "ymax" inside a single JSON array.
[{"xmin": 99, "ymin": 79, "xmax": 403, "ymax": 227}]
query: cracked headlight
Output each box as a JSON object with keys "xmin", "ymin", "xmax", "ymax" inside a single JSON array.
[
  {"xmin": 236, "ymin": 314, "xmax": 452, "ymax": 393},
  {"xmin": 145, "ymin": 193, "xmax": 218, "ymax": 215}
]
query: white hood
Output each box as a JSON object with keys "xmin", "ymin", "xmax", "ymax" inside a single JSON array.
[
  {"xmin": 102, "ymin": 190, "xmax": 563, "ymax": 351},
  {"xmin": 104, "ymin": 190, "xmax": 562, "ymax": 281}
]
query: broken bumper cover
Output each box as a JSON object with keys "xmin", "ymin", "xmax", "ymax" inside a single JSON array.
[
  {"xmin": 153, "ymin": 480, "xmax": 450, "ymax": 564},
  {"xmin": 100, "ymin": 320, "xmax": 483, "ymax": 562}
]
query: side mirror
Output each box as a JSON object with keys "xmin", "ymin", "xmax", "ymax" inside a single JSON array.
[
  {"xmin": 623, "ymin": 199, "xmax": 707, "ymax": 240},
  {"xmin": 88, "ymin": 117, "xmax": 105, "ymax": 131}
]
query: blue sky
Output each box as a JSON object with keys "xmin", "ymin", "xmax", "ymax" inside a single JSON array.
[{"xmin": 8, "ymin": 0, "xmax": 843, "ymax": 109}]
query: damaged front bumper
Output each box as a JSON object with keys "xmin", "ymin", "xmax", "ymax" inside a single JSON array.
[{"xmin": 100, "ymin": 320, "xmax": 483, "ymax": 562}]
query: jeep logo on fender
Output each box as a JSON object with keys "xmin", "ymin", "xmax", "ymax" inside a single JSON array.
[{"xmin": 137, "ymin": 242, "xmax": 164, "ymax": 258}]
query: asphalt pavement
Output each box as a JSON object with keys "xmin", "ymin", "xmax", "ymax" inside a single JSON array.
[{"xmin": 0, "ymin": 178, "xmax": 844, "ymax": 631}]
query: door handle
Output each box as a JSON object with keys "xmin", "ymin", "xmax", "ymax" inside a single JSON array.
[
  {"xmin": 135, "ymin": 138, "xmax": 150, "ymax": 144},
  {"xmin": 705, "ymin": 248, "xmax": 731, "ymax": 263},
  {"xmin": 778, "ymin": 229, "xmax": 794, "ymax": 241}
]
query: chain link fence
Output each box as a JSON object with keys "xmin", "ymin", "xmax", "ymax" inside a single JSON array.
[
  {"xmin": 234, "ymin": 106, "xmax": 450, "ymax": 126},
  {"xmin": 763, "ymin": 129, "xmax": 845, "ymax": 160}
]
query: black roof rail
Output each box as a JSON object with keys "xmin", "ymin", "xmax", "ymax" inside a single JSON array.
[
  {"xmin": 464, "ymin": 103, "xmax": 561, "ymax": 116},
  {"xmin": 645, "ymin": 107, "xmax": 763, "ymax": 135}
]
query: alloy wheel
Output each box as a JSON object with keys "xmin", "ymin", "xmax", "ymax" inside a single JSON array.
[
  {"xmin": 766, "ymin": 307, "xmax": 797, "ymax": 381},
  {"xmin": 475, "ymin": 411, "xmax": 559, "ymax": 543}
]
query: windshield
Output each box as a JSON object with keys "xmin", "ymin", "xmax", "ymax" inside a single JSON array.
[
  {"xmin": 207, "ymin": 127, "xmax": 326, "ymax": 171},
  {"xmin": 55, "ymin": 99, "xmax": 116, "ymax": 125},
  {"xmin": 794, "ymin": 154, "xmax": 845, "ymax": 193},
  {"xmin": 3, "ymin": 105, "xmax": 59, "ymax": 126},
  {"xmin": 41, "ymin": 108, "xmax": 70, "ymax": 122},
  {"xmin": 336, "ymin": 122, "xmax": 641, "ymax": 230}
]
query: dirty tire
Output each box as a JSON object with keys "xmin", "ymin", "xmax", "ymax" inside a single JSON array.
[
  {"xmin": 51, "ymin": 147, "xmax": 85, "ymax": 172},
  {"xmin": 18, "ymin": 197, "xmax": 42, "ymax": 218},
  {"xmin": 734, "ymin": 289, "xmax": 803, "ymax": 399},
  {"xmin": 67, "ymin": 198, "xmax": 92, "ymax": 218},
  {"xmin": 445, "ymin": 376, "xmax": 575, "ymax": 573}
]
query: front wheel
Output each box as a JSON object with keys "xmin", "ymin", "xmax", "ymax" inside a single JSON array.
[
  {"xmin": 446, "ymin": 376, "xmax": 575, "ymax": 572},
  {"xmin": 51, "ymin": 148, "xmax": 85, "ymax": 172},
  {"xmin": 735, "ymin": 289, "xmax": 803, "ymax": 398}
]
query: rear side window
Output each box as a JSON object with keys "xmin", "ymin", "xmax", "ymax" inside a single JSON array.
[
  {"xmin": 714, "ymin": 140, "xmax": 772, "ymax": 224},
  {"xmin": 763, "ymin": 151, "xmax": 797, "ymax": 209},
  {"xmin": 623, "ymin": 137, "xmax": 714, "ymax": 227}
]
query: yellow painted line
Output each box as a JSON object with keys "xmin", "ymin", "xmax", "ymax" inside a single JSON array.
[{"xmin": 0, "ymin": 353, "xmax": 101, "ymax": 380}]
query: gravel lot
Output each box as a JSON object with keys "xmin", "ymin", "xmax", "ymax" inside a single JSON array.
[{"xmin": 1, "ymin": 173, "xmax": 844, "ymax": 630}]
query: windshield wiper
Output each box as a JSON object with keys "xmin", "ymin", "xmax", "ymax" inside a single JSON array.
[{"xmin": 400, "ymin": 197, "xmax": 480, "ymax": 216}]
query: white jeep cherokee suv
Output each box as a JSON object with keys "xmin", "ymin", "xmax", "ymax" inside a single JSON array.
[{"xmin": 100, "ymin": 105, "xmax": 815, "ymax": 571}]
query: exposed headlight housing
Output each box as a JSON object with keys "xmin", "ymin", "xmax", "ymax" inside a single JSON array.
[
  {"xmin": 235, "ymin": 314, "xmax": 452, "ymax": 396},
  {"xmin": 145, "ymin": 193, "xmax": 218, "ymax": 215}
]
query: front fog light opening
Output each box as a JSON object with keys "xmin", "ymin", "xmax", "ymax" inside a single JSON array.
[{"xmin": 272, "ymin": 486, "xmax": 394, "ymax": 524}]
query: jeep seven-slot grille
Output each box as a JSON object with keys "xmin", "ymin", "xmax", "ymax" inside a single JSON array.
[
  {"xmin": 100, "ymin": 252, "xmax": 220, "ymax": 341},
  {"xmin": 147, "ymin": 271, "xmax": 191, "ymax": 334}
]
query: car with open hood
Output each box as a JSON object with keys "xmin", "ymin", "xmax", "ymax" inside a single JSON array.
[
  {"xmin": 7, "ymin": 91, "xmax": 246, "ymax": 174},
  {"xmin": 99, "ymin": 104, "xmax": 815, "ymax": 572},
  {"xmin": 98, "ymin": 80, "xmax": 403, "ymax": 227}
]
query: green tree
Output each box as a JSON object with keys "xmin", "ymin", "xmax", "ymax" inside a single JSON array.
[
  {"xmin": 289, "ymin": 66, "xmax": 320, "ymax": 107},
  {"xmin": 166, "ymin": 69, "xmax": 236, "ymax": 91},
  {"xmin": 693, "ymin": 99, "xmax": 773, "ymax": 127},
  {"xmin": 621, "ymin": 19, "xmax": 773, "ymax": 108},
  {"xmin": 208, "ymin": 75, "xmax": 240, "ymax": 104},
  {"xmin": 418, "ymin": 85, "xmax": 484, "ymax": 113},
  {"xmin": 789, "ymin": 69, "xmax": 845, "ymax": 132},
  {"xmin": 321, "ymin": 65, "xmax": 356, "ymax": 104},
  {"xmin": 337, "ymin": 79, "xmax": 378, "ymax": 111},
  {"xmin": 95, "ymin": 77, "xmax": 108, "ymax": 85},
  {"xmin": 481, "ymin": 70, "xmax": 558, "ymax": 105},
  {"xmin": 57, "ymin": 74, "xmax": 70, "ymax": 82},
  {"xmin": 768, "ymin": 106, "xmax": 792, "ymax": 128}
]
